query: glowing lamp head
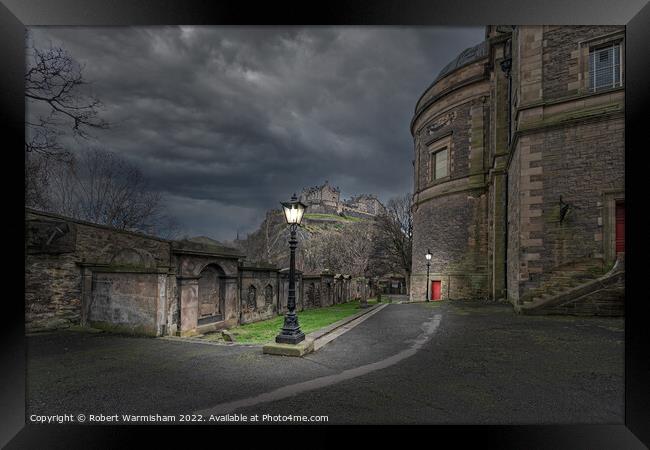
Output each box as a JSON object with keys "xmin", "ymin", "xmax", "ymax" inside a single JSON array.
[
  {"xmin": 281, "ymin": 193, "xmax": 307, "ymax": 225},
  {"xmin": 425, "ymin": 249, "xmax": 432, "ymax": 261}
]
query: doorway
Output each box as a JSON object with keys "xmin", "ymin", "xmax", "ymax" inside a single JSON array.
[{"xmin": 431, "ymin": 280, "xmax": 442, "ymax": 301}]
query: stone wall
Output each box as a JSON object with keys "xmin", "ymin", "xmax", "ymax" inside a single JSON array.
[
  {"xmin": 293, "ymin": 272, "xmax": 368, "ymax": 310},
  {"xmin": 541, "ymin": 26, "xmax": 624, "ymax": 101},
  {"xmin": 333, "ymin": 274, "xmax": 352, "ymax": 304},
  {"xmin": 412, "ymin": 190, "xmax": 489, "ymax": 301},
  {"xmin": 25, "ymin": 249, "xmax": 82, "ymax": 332},
  {"xmin": 26, "ymin": 209, "xmax": 377, "ymax": 336},
  {"xmin": 511, "ymin": 116, "xmax": 625, "ymax": 297},
  {"xmin": 415, "ymin": 101, "xmax": 475, "ymax": 189},
  {"xmin": 508, "ymin": 25, "xmax": 625, "ymax": 305},
  {"xmin": 411, "ymin": 59, "xmax": 490, "ymax": 302},
  {"xmin": 302, "ymin": 275, "xmax": 323, "ymax": 309},
  {"xmin": 411, "ymin": 25, "xmax": 624, "ymax": 313},
  {"xmin": 239, "ymin": 266, "xmax": 279, "ymax": 324},
  {"xmin": 88, "ymin": 272, "xmax": 163, "ymax": 335},
  {"xmin": 26, "ymin": 210, "xmax": 172, "ymax": 333},
  {"xmin": 506, "ymin": 139, "xmax": 522, "ymax": 304}
]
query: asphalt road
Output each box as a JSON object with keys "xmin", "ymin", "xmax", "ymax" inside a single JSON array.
[{"xmin": 26, "ymin": 301, "xmax": 624, "ymax": 425}]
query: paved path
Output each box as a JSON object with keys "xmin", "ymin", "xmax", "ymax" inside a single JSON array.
[{"xmin": 26, "ymin": 302, "xmax": 623, "ymax": 424}]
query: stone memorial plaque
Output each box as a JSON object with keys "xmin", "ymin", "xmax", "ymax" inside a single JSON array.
[{"xmin": 26, "ymin": 219, "xmax": 76, "ymax": 254}]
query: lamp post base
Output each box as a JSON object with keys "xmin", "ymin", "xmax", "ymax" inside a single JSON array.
[
  {"xmin": 275, "ymin": 331, "xmax": 306, "ymax": 345},
  {"xmin": 275, "ymin": 311, "xmax": 305, "ymax": 344}
]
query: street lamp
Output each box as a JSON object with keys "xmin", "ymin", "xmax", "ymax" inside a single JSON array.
[
  {"xmin": 425, "ymin": 249, "xmax": 432, "ymax": 302},
  {"xmin": 276, "ymin": 193, "xmax": 307, "ymax": 345}
]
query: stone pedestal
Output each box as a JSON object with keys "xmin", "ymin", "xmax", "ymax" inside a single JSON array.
[{"xmin": 263, "ymin": 339, "xmax": 314, "ymax": 357}]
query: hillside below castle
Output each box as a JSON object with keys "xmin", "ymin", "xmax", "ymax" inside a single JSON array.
[{"xmin": 232, "ymin": 182, "xmax": 389, "ymax": 275}]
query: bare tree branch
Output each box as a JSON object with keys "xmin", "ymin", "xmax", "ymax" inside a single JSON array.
[
  {"xmin": 25, "ymin": 45, "xmax": 108, "ymax": 156},
  {"xmin": 25, "ymin": 43, "xmax": 110, "ymax": 210},
  {"xmin": 33, "ymin": 148, "xmax": 182, "ymax": 238}
]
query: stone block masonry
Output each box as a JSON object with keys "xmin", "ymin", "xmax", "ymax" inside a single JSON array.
[
  {"xmin": 410, "ymin": 40, "xmax": 490, "ymax": 303},
  {"xmin": 26, "ymin": 210, "xmax": 172, "ymax": 334},
  {"xmin": 26, "ymin": 209, "xmax": 374, "ymax": 336},
  {"xmin": 411, "ymin": 25, "xmax": 624, "ymax": 314}
]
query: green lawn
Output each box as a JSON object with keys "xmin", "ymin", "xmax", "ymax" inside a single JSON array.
[{"xmin": 200, "ymin": 299, "xmax": 378, "ymax": 345}]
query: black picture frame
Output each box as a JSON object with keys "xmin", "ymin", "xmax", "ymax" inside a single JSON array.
[{"xmin": 2, "ymin": 0, "xmax": 648, "ymax": 447}]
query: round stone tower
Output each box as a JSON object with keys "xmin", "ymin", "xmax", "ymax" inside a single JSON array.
[{"xmin": 410, "ymin": 41, "xmax": 490, "ymax": 301}]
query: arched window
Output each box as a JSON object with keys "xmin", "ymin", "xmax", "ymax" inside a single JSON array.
[
  {"xmin": 264, "ymin": 284, "xmax": 274, "ymax": 306},
  {"xmin": 247, "ymin": 285, "xmax": 257, "ymax": 310}
]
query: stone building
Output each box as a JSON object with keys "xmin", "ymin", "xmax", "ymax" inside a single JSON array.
[
  {"xmin": 25, "ymin": 209, "xmax": 367, "ymax": 335},
  {"xmin": 410, "ymin": 26, "xmax": 625, "ymax": 314},
  {"xmin": 299, "ymin": 181, "xmax": 384, "ymax": 219},
  {"xmin": 300, "ymin": 180, "xmax": 341, "ymax": 210},
  {"xmin": 342, "ymin": 194, "xmax": 384, "ymax": 217}
]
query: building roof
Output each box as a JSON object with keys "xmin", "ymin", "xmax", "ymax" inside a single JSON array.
[
  {"xmin": 302, "ymin": 180, "xmax": 341, "ymax": 195},
  {"xmin": 433, "ymin": 40, "xmax": 488, "ymax": 85},
  {"xmin": 412, "ymin": 40, "xmax": 490, "ymax": 132}
]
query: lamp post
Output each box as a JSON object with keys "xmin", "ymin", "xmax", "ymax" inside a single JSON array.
[
  {"xmin": 425, "ymin": 249, "xmax": 432, "ymax": 302},
  {"xmin": 276, "ymin": 193, "xmax": 307, "ymax": 345}
]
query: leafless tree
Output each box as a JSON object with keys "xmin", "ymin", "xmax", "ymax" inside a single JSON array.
[
  {"xmin": 299, "ymin": 221, "xmax": 376, "ymax": 276},
  {"xmin": 25, "ymin": 45, "xmax": 108, "ymax": 156},
  {"xmin": 25, "ymin": 43, "xmax": 108, "ymax": 209},
  {"xmin": 374, "ymin": 193, "xmax": 413, "ymax": 293},
  {"xmin": 43, "ymin": 148, "xmax": 181, "ymax": 239},
  {"xmin": 337, "ymin": 221, "xmax": 377, "ymax": 276}
]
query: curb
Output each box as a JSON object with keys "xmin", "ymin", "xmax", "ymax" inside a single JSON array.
[
  {"xmin": 158, "ymin": 335, "xmax": 263, "ymax": 348},
  {"xmin": 308, "ymin": 303, "xmax": 389, "ymax": 351},
  {"xmin": 307, "ymin": 304, "xmax": 380, "ymax": 340}
]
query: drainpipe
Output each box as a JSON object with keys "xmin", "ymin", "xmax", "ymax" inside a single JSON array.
[
  {"xmin": 500, "ymin": 38, "xmax": 513, "ymax": 146},
  {"xmin": 499, "ymin": 37, "xmax": 513, "ymax": 301},
  {"xmin": 504, "ymin": 173, "xmax": 509, "ymax": 300}
]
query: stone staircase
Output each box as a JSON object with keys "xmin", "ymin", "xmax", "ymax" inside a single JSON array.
[{"xmin": 514, "ymin": 256, "xmax": 625, "ymax": 316}]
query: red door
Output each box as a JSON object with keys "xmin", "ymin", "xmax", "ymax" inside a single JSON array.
[
  {"xmin": 431, "ymin": 281, "xmax": 441, "ymax": 301},
  {"xmin": 615, "ymin": 201, "xmax": 625, "ymax": 253}
]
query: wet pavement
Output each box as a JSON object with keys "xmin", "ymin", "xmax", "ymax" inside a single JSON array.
[{"xmin": 26, "ymin": 301, "xmax": 624, "ymax": 424}]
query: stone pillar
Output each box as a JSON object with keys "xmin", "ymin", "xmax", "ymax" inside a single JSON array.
[
  {"xmin": 79, "ymin": 267, "xmax": 93, "ymax": 326},
  {"xmin": 320, "ymin": 270, "xmax": 334, "ymax": 307},
  {"xmin": 156, "ymin": 273, "xmax": 168, "ymax": 336},
  {"xmin": 344, "ymin": 275, "xmax": 351, "ymax": 301},
  {"xmin": 223, "ymin": 276, "xmax": 239, "ymax": 324},
  {"xmin": 165, "ymin": 273, "xmax": 179, "ymax": 336},
  {"xmin": 359, "ymin": 278, "xmax": 369, "ymax": 308},
  {"xmin": 178, "ymin": 277, "xmax": 199, "ymax": 336}
]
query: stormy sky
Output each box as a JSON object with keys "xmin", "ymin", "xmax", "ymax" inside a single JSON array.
[{"xmin": 27, "ymin": 26, "xmax": 484, "ymax": 241}]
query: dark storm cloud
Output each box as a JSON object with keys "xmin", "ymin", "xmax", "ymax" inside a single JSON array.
[{"xmin": 27, "ymin": 26, "xmax": 485, "ymax": 240}]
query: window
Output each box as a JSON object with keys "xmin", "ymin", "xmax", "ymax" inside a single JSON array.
[
  {"xmin": 430, "ymin": 147, "xmax": 449, "ymax": 181},
  {"xmin": 589, "ymin": 43, "xmax": 622, "ymax": 92}
]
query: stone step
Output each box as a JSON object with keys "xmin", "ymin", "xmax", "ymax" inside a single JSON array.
[{"xmin": 530, "ymin": 273, "xmax": 611, "ymax": 302}]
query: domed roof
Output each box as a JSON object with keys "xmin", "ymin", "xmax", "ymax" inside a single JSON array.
[{"xmin": 433, "ymin": 40, "xmax": 488, "ymax": 84}]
